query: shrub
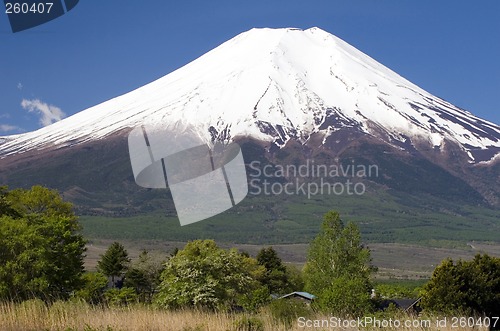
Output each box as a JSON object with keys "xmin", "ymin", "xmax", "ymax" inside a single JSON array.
[
  {"xmin": 316, "ymin": 275, "xmax": 373, "ymax": 316},
  {"xmin": 74, "ymin": 272, "xmax": 108, "ymax": 304},
  {"xmin": 104, "ymin": 287, "xmax": 138, "ymax": 306},
  {"xmin": 238, "ymin": 286, "xmax": 271, "ymax": 313},
  {"xmin": 155, "ymin": 240, "xmax": 264, "ymax": 310},
  {"xmin": 267, "ymin": 299, "xmax": 312, "ymax": 328}
]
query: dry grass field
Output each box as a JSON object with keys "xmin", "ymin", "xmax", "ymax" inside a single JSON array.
[{"xmin": 0, "ymin": 300, "xmax": 493, "ymax": 331}]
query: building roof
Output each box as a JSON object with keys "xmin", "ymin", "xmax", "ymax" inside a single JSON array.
[{"xmin": 279, "ymin": 291, "xmax": 316, "ymax": 301}]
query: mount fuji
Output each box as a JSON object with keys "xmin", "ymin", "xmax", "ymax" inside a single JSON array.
[
  {"xmin": 1, "ymin": 27, "xmax": 499, "ymax": 161},
  {"xmin": 0, "ymin": 28, "xmax": 499, "ymax": 241}
]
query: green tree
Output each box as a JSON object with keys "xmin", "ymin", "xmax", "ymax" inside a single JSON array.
[
  {"xmin": 256, "ymin": 247, "xmax": 290, "ymax": 294},
  {"xmin": 286, "ymin": 265, "xmax": 305, "ymax": 293},
  {"xmin": 254, "ymin": 247, "xmax": 304, "ymax": 295},
  {"xmin": 0, "ymin": 186, "xmax": 85, "ymax": 301},
  {"xmin": 155, "ymin": 239, "xmax": 264, "ymax": 310},
  {"xmin": 124, "ymin": 250, "xmax": 164, "ymax": 303},
  {"xmin": 421, "ymin": 254, "xmax": 500, "ymax": 316},
  {"xmin": 97, "ymin": 242, "xmax": 130, "ymax": 287},
  {"xmin": 74, "ymin": 272, "xmax": 108, "ymax": 304},
  {"xmin": 0, "ymin": 186, "xmax": 19, "ymax": 218},
  {"xmin": 7, "ymin": 185, "xmax": 74, "ymax": 217},
  {"xmin": 303, "ymin": 211, "xmax": 373, "ymax": 315}
]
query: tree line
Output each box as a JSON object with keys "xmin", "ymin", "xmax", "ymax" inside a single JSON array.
[{"xmin": 1, "ymin": 185, "xmax": 499, "ymax": 317}]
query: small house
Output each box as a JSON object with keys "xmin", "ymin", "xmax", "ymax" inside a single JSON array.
[{"xmin": 380, "ymin": 297, "xmax": 422, "ymax": 314}]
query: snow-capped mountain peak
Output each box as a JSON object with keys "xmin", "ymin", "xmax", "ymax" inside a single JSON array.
[{"xmin": 1, "ymin": 27, "xmax": 499, "ymax": 163}]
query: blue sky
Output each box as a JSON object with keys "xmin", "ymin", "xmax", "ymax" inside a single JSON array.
[{"xmin": 1, "ymin": 1, "xmax": 499, "ymax": 134}]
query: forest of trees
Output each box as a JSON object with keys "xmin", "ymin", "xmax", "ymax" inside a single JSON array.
[{"xmin": 1, "ymin": 185, "xmax": 499, "ymax": 321}]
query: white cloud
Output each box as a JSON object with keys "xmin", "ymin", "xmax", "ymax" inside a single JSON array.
[
  {"xmin": 21, "ymin": 98, "xmax": 66, "ymax": 127},
  {"xmin": 0, "ymin": 124, "xmax": 21, "ymax": 133},
  {"xmin": 17, "ymin": 82, "xmax": 23, "ymax": 90}
]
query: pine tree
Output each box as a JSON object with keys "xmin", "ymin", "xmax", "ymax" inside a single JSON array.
[
  {"xmin": 97, "ymin": 242, "xmax": 130, "ymax": 287},
  {"xmin": 256, "ymin": 247, "xmax": 289, "ymax": 294}
]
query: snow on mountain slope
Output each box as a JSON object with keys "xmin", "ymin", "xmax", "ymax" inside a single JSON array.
[{"xmin": 1, "ymin": 27, "xmax": 499, "ymax": 162}]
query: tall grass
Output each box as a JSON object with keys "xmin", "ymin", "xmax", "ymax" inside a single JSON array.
[
  {"xmin": 0, "ymin": 300, "xmax": 491, "ymax": 331},
  {"xmin": 0, "ymin": 300, "xmax": 279, "ymax": 331}
]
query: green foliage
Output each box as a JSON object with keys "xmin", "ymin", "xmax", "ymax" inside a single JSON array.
[
  {"xmin": 316, "ymin": 275, "xmax": 373, "ymax": 316},
  {"xmin": 7, "ymin": 185, "xmax": 74, "ymax": 218},
  {"xmin": 256, "ymin": 247, "xmax": 285, "ymax": 272},
  {"xmin": 303, "ymin": 210, "xmax": 373, "ymax": 315},
  {"xmin": 268, "ymin": 298, "xmax": 312, "ymax": 328},
  {"xmin": 155, "ymin": 239, "xmax": 264, "ymax": 310},
  {"xmin": 256, "ymin": 247, "xmax": 293, "ymax": 295},
  {"xmin": 285, "ymin": 265, "xmax": 305, "ymax": 292},
  {"xmin": 124, "ymin": 250, "xmax": 164, "ymax": 303},
  {"xmin": 0, "ymin": 186, "xmax": 85, "ymax": 301},
  {"xmin": 78, "ymin": 190, "xmax": 500, "ymax": 249},
  {"xmin": 421, "ymin": 254, "xmax": 500, "ymax": 316},
  {"xmin": 232, "ymin": 316, "xmax": 264, "ymax": 331},
  {"xmin": 374, "ymin": 280, "xmax": 424, "ymax": 299},
  {"xmin": 97, "ymin": 242, "xmax": 130, "ymax": 286},
  {"xmin": 238, "ymin": 286, "xmax": 271, "ymax": 313},
  {"xmin": 104, "ymin": 287, "xmax": 138, "ymax": 306},
  {"xmin": 0, "ymin": 186, "xmax": 19, "ymax": 218},
  {"xmin": 74, "ymin": 272, "xmax": 108, "ymax": 305}
]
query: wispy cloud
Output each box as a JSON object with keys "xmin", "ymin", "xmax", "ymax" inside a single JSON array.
[
  {"xmin": 21, "ymin": 98, "xmax": 66, "ymax": 127},
  {"xmin": 17, "ymin": 82, "xmax": 23, "ymax": 90},
  {"xmin": 0, "ymin": 124, "xmax": 22, "ymax": 133}
]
